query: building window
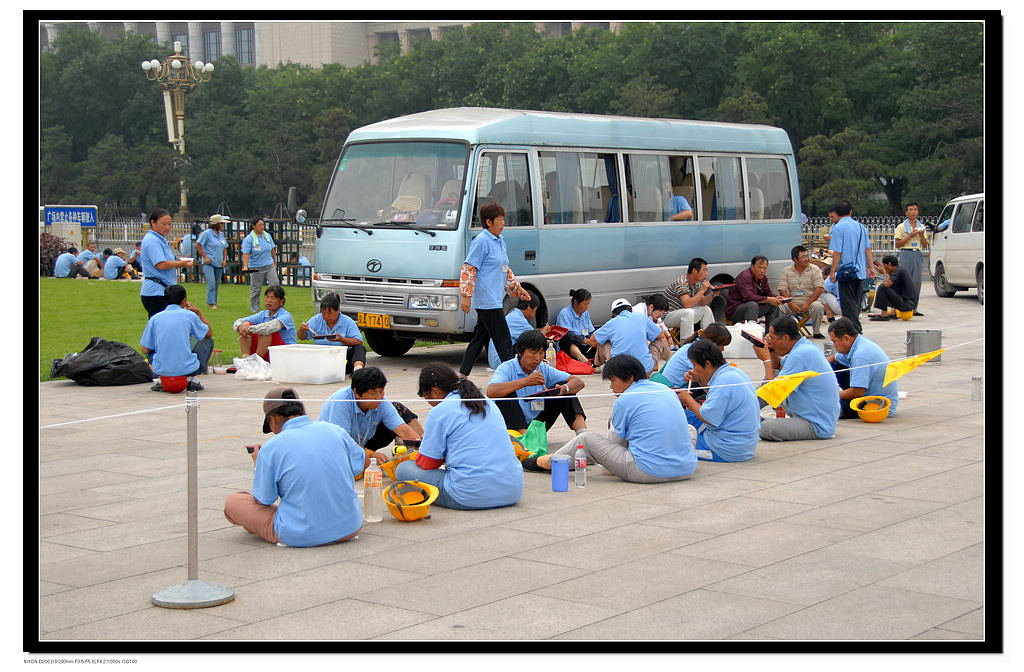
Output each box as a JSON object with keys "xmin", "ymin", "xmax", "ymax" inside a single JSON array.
[
  {"xmin": 236, "ymin": 28, "xmax": 254, "ymax": 64},
  {"xmin": 172, "ymin": 33, "xmax": 188, "ymax": 54},
  {"xmin": 203, "ymin": 31, "xmax": 221, "ymax": 61}
]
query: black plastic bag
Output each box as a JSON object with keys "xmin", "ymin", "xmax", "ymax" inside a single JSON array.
[{"xmin": 50, "ymin": 337, "xmax": 154, "ymax": 386}]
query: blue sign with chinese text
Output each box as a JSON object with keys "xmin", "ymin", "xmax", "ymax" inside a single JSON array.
[{"xmin": 44, "ymin": 205, "xmax": 98, "ymax": 227}]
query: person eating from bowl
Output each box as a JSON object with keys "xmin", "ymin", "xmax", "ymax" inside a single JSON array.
[
  {"xmin": 319, "ymin": 366, "xmax": 424, "ymax": 472},
  {"xmin": 486, "ymin": 329, "xmax": 587, "ymax": 436},
  {"xmin": 394, "ymin": 362, "xmax": 524, "ymax": 510},
  {"xmin": 234, "ymin": 284, "xmax": 296, "ymax": 361}
]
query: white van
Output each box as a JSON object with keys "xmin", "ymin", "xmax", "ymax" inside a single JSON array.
[{"xmin": 930, "ymin": 192, "xmax": 984, "ymax": 305}]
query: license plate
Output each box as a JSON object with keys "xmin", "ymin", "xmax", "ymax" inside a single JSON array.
[{"xmin": 357, "ymin": 312, "xmax": 390, "ymax": 329}]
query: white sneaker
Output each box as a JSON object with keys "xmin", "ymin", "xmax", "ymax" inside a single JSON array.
[{"xmin": 688, "ymin": 424, "xmax": 698, "ymax": 446}]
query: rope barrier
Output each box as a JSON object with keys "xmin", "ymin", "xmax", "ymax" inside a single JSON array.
[{"xmin": 39, "ymin": 336, "xmax": 984, "ymax": 429}]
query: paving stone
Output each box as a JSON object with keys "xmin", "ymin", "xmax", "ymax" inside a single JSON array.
[
  {"xmin": 644, "ymin": 495, "xmax": 811, "ymax": 535},
  {"xmin": 671, "ymin": 519, "xmax": 859, "ymax": 567},
  {"xmin": 513, "ymin": 523, "xmax": 706, "ymax": 571},
  {"xmin": 935, "ymin": 607, "xmax": 985, "ymax": 636},
  {"xmin": 745, "ymin": 472, "xmax": 895, "ymax": 505},
  {"xmin": 39, "ymin": 513, "xmax": 116, "ymax": 538},
  {"xmin": 553, "ymin": 588, "xmax": 801, "ymax": 640},
  {"xmin": 363, "ymin": 557, "xmax": 585, "ymax": 617},
  {"xmin": 534, "ymin": 553, "xmax": 750, "ymax": 611},
  {"xmin": 376, "ymin": 593, "xmax": 622, "ymax": 640},
  {"xmin": 875, "ymin": 543, "xmax": 985, "ymax": 603},
  {"xmin": 874, "ymin": 462, "xmax": 984, "ymax": 503},
  {"xmin": 43, "ymin": 607, "xmax": 247, "ymax": 641},
  {"xmin": 748, "ymin": 584, "xmax": 981, "ymax": 640},
  {"xmin": 779, "ymin": 493, "xmax": 946, "ymax": 532},
  {"xmin": 499, "ymin": 498, "xmax": 677, "ymax": 538},
  {"xmin": 199, "ymin": 598, "xmax": 432, "ymax": 640}
]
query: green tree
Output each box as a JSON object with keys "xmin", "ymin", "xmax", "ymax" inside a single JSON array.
[
  {"xmin": 39, "ymin": 126, "xmax": 79, "ymax": 204},
  {"xmin": 609, "ymin": 73, "xmax": 679, "ymax": 118}
]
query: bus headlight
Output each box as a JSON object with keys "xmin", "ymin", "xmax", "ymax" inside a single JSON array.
[
  {"xmin": 313, "ymin": 288, "xmax": 329, "ymax": 302},
  {"xmin": 408, "ymin": 294, "xmax": 459, "ymax": 310}
]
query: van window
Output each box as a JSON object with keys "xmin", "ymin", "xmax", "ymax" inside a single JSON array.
[
  {"xmin": 952, "ymin": 201, "xmax": 977, "ymax": 234},
  {"xmin": 539, "ymin": 151, "xmax": 621, "ymax": 224},
  {"xmin": 746, "ymin": 157, "xmax": 793, "ymax": 219},
  {"xmin": 698, "ymin": 156, "xmax": 745, "ymax": 221},
  {"xmin": 972, "ymin": 201, "xmax": 984, "ymax": 232},
  {"xmin": 472, "ymin": 151, "xmax": 533, "ymax": 228}
]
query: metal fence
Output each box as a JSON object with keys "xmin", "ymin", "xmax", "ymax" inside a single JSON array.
[{"xmin": 802, "ymin": 215, "xmax": 936, "ymax": 259}]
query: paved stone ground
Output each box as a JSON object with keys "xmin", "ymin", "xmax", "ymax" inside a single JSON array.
[{"xmin": 35, "ymin": 285, "xmax": 987, "ymax": 643}]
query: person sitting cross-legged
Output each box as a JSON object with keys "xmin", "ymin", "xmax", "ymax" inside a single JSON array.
[
  {"xmin": 486, "ymin": 292, "xmax": 551, "ymax": 370},
  {"xmin": 676, "ymin": 339, "xmax": 760, "ymax": 462},
  {"xmin": 754, "ymin": 316, "xmax": 840, "ymax": 441},
  {"xmin": 223, "ymin": 387, "xmax": 365, "ymax": 547},
  {"xmin": 140, "ymin": 284, "xmax": 214, "ymax": 392},
  {"xmin": 525, "ymin": 354, "xmax": 697, "ymax": 484},
  {"xmin": 486, "ymin": 329, "xmax": 587, "ymax": 435},
  {"xmin": 826, "ymin": 317, "xmax": 898, "ymax": 419},
  {"xmin": 234, "ymin": 284, "xmax": 296, "ymax": 361},
  {"xmin": 319, "ymin": 366, "xmax": 424, "ymax": 473},
  {"xmin": 394, "ymin": 363, "xmax": 524, "ymax": 511}
]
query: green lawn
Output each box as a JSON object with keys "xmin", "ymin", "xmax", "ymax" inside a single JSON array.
[
  {"xmin": 39, "ymin": 278, "xmax": 320, "ymax": 381},
  {"xmin": 39, "ymin": 278, "xmax": 451, "ymax": 381}
]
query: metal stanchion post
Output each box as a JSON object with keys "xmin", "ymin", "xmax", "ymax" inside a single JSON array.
[{"xmin": 152, "ymin": 391, "xmax": 234, "ymax": 609}]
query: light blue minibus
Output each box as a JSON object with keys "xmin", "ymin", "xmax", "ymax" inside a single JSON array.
[{"xmin": 311, "ymin": 107, "xmax": 801, "ymax": 356}]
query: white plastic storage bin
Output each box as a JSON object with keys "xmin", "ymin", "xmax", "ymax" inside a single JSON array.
[
  {"xmin": 722, "ymin": 322, "xmax": 763, "ymax": 360},
  {"xmin": 268, "ymin": 344, "xmax": 348, "ymax": 384}
]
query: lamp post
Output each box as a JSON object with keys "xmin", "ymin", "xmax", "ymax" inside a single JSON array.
[{"xmin": 141, "ymin": 41, "xmax": 213, "ymax": 222}]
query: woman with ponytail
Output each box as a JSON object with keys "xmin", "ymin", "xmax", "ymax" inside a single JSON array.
[
  {"xmin": 653, "ymin": 322, "xmax": 733, "ymax": 391},
  {"xmin": 555, "ymin": 287, "xmax": 596, "ymax": 363},
  {"xmin": 395, "ymin": 362, "xmax": 523, "ymax": 510}
]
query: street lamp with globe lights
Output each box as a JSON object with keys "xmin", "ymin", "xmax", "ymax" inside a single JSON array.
[{"xmin": 141, "ymin": 41, "xmax": 213, "ymax": 221}]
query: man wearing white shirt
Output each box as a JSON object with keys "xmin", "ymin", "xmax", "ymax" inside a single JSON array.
[{"xmin": 893, "ymin": 202, "xmax": 928, "ymax": 316}]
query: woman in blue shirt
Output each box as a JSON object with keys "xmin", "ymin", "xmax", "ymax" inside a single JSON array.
[
  {"xmin": 458, "ymin": 203, "xmax": 531, "ymax": 376},
  {"xmin": 234, "ymin": 284, "xmax": 297, "ymax": 361},
  {"xmin": 297, "ymin": 292, "xmax": 367, "ymax": 374},
  {"xmin": 395, "ymin": 362, "xmax": 524, "ymax": 510},
  {"xmin": 652, "ymin": 322, "xmax": 732, "ymax": 390},
  {"xmin": 526, "ymin": 354, "xmax": 697, "ymax": 483},
  {"xmin": 555, "ymin": 287, "xmax": 596, "ymax": 363},
  {"xmin": 677, "ymin": 339, "xmax": 760, "ymax": 462},
  {"xmin": 196, "ymin": 215, "xmax": 229, "ymax": 310},
  {"xmin": 241, "ymin": 217, "xmax": 280, "ymax": 313}
]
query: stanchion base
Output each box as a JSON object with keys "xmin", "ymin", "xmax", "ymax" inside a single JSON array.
[{"xmin": 152, "ymin": 579, "xmax": 235, "ymax": 609}]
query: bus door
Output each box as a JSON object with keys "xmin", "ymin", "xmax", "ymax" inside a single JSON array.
[{"xmin": 469, "ymin": 148, "xmax": 539, "ymax": 281}]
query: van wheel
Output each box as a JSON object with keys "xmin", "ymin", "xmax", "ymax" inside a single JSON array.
[
  {"xmin": 364, "ymin": 330, "xmax": 415, "ymax": 357},
  {"xmin": 932, "ymin": 263, "xmax": 959, "ymax": 298},
  {"xmin": 977, "ymin": 266, "xmax": 984, "ymax": 305}
]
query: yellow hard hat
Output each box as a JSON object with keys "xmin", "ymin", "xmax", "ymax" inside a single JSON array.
[
  {"xmin": 851, "ymin": 396, "xmax": 891, "ymax": 422},
  {"xmin": 383, "ymin": 480, "xmax": 439, "ymax": 521},
  {"xmin": 896, "ymin": 309, "xmax": 913, "ymax": 321}
]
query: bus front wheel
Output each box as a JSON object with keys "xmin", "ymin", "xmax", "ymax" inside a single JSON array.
[{"xmin": 364, "ymin": 330, "xmax": 416, "ymax": 357}]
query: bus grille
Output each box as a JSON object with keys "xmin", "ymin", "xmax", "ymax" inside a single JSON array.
[{"xmin": 343, "ymin": 292, "xmax": 406, "ymax": 307}]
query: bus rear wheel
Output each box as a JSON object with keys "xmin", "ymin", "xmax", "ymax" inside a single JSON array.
[{"xmin": 364, "ymin": 330, "xmax": 416, "ymax": 357}]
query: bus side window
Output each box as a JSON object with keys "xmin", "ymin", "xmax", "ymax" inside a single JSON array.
[
  {"xmin": 746, "ymin": 157, "xmax": 793, "ymax": 220},
  {"xmin": 472, "ymin": 151, "xmax": 533, "ymax": 227},
  {"xmin": 698, "ymin": 156, "xmax": 745, "ymax": 221}
]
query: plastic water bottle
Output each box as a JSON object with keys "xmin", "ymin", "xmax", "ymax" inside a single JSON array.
[
  {"xmin": 574, "ymin": 441, "xmax": 587, "ymax": 488},
  {"xmin": 546, "ymin": 341, "xmax": 557, "ymax": 367},
  {"xmin": 363, "ymin": 458, "xmax": 384, "ymax": 523}
]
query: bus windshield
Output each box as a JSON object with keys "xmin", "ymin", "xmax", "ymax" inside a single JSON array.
[{"xmin": 322, "ymin": 141, "xmax": 469, "ymax": 231}]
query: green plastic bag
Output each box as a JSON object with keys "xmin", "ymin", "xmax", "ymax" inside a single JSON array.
[{"xmin": 520, "ymin": 420, "xmax": 549, "ymax": 457}]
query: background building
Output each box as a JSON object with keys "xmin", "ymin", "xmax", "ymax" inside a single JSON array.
[{"xmin": 39, "ymin": 21, "xmax": 624, "ymax": 67}]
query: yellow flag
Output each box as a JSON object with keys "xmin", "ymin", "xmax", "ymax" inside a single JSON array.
[
  {"xmin": 883, "ymin": 349, "xmax": 944, "ymax": 387},
  {"xmin": 756, "ymin": 371, "xmax": 820, "ymax": 408}
]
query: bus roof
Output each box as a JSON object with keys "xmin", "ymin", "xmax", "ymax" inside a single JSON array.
[{"xmin": 346, "ymin": 107, "xmax": 794, "ymax": 155}]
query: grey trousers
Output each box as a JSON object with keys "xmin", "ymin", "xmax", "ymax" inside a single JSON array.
[
  {"xmin": 758, "ymin": 413, "xmax": 822, "ymax": 441},
  {"xmin": 552, "ymin": 430, "xmax": 691, "ymax": 484},
  {"xmin": 779, "ymin": 300, "xmax": 826, "ymax": 335},
  {"xmin": 249, "ymin": 264, "xmax": 280, "ymax": 311},
  {"xmin": 898, "ymin": 249, "xmax": 924, "ymax": 307}
]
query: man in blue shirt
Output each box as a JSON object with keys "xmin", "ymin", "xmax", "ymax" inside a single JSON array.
[
  {"xmin": 663, "ymin": 181, "xmax": 694, "ymax": 221},
  {"xmin": 103, "ymin": 248, "xmax": 135, "ymax": 280},
  {"xmin": 677, "ymin": 339, "xmax": 760, "ymax": 462},
  {"xmin": 224, "ymin": 387, "xmax": 365, "ymax": 547},
  {"xmin": 755, "ymin": 316, "xmax": 840, "ymax": 441},
  {"xmin": 827, "ymin": 199, "xmax": 875, "ymax": 334},
  {"xmin": 241, "ymin": 217, "xmax": 280, "ymax": 313},
  {"xmin": 140, "ymin": 285, "xmax": 214, "ymax": 392},
  {"xmin": 827, "ymin": 317, "xmax": 897, "ymax": 418},
  {"xmin": 319, "ymin": 367, "xmax": 424, "ymax": 471},
  {"xmin": 486, "ymin": 329, "xmax": 587, "ymax": 434},
  {"xmin": 140, "ymin": 208, "xmax": 194, "ymax": 318},
  {"xmin": 587, "ymin": 298, "xmax": 662, "ymax": 374},
  {"xmin": 53, "ymin": 247, "xmax": 90, "ymax": 278},
  {"xmin": 78, "ymin": 242, "xmax": 103, "ymax": 277}
]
